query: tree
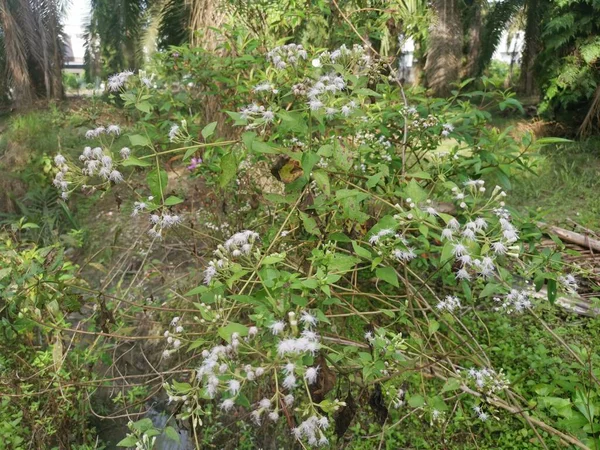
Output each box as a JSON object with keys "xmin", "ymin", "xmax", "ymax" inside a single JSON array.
[
  {"xmin": 0, "ymin": 0, "xmax": 65, "ymax": 107},
  {"xmin": 425, "ymin": 0, "xmax": 463, "ymax": 96}
]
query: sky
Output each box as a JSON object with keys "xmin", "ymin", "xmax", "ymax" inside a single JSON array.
[{"xmin": 64, "ymin": 0, "xmax": 91, "ymax": 59}]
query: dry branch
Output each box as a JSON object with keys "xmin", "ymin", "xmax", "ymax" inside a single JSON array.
[{"xmin": 537, "ymin": 222, "xmax": 600, "ymax": 253}]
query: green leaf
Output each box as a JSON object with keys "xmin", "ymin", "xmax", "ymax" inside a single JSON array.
[
  {"xmin": 219, "ymin": 152, "xmax": 237, "ymax": 187},
  {"xmin": 312, "ymin": 170, "xmax": 330, "ymax": 195},
  {"xmin": 534, "ymin": 137, "xmax": 572, "ymax": 146},
  {"xmin": 116, "ymin": 436, "xmax": 138, "ymax": 447},
  {"xmin": 404, "ymin": 179, "xmax": 428, "ymax": 203},
  {"xmin": 547, "ymin": 278, "xmax": 557, "ymax": 304},
  {"xmin": 352, "ymin": 241, "xmax": 372, "ymax": 259},
  {"xmin": 376, "ymin": 266, "xmax": 399, "ymax": 287},
  {"xmin": 479, "ymin": 282, "xmax": 501, "ymax": 298},
  {"xmin": 241, "ymin": 131, "xmax": 256, "ymax": 151},
  {"xmin": 252, "ymin": 140, "xmax": 280, "ymax": 154},
  {"xmin": 440, "ymin": 241, "xmax": 454, "ymax": 263},
  {"xmin": 135, "ymin": 101, "xmax": 152, "ymax": 113},
  {"xmin": 428, "ymin": 319, "xmax": 440, "ymax": 335},
  {"xmin": 122, "ymin": 156, "xmax": 152, "ymax": 167},
  {"xmin": 164, "ymin": 196, "xmax": 184, "ymax": 206},
  {"xmin": 332, "ymin": 142, "xmax": 354, "ymax": 172},
  {"xmin": 329, "ymin": 232, "xmax": 351, "ymax": 242},
  {"xmin": 129, "ymin": 134, "xmax": 151, "ymax": 147},
  {"xmin": 132, "ymin": 418, "xmax": 154, "ymax": 432},
  {"xmin": 201, "ymin": 121, "xmax": 218, "ymax": 139},
  {"xmin": 302, "ymin": 151, "xmax": 320, "ymax": 176},
  {"xmin": 408, "ymin": 394, "xmax": 425, "ymax": 408},
  {"xmin": 218, "ymin": 322, "xmax": 249, "ymax": 342},
  {"xmin": 354, "ymin": 87, "xmax": 382, "ymax": 97},
  {"xmin": 146, "ymin": 168, "xmax": 168, "ymax": 199},
  {"xmin": 185, "ymin": 285, "xmax": 207, "ymax": 296},
  {"xmin": 441, "ymin": 377, "xmax": 461, "ymax": 393},
  {"xmin": 164, "ymin": 426, "xmax": 180, "ymax": 443},
  {"xmin": 366, "ymin": 172, "xmax": 384, "ymax": 188},
  {"xmin": 278, "ymin": 110, "xmax": 308, "ymax": 133},
  {"xmin": 300, "ymin": 212, "xmax": 321, "ymax": 236}
]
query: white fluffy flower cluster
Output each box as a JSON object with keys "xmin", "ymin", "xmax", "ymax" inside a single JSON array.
[
  {"xmin": 292, "ymin": 415, "xmax": 330, "ymax": 447},
  {"xmin": 441, "ymin": 122, "xmax": 454, "ymax": 137},
  {"xmin": 266, "ymin": 43, "xmax": 308, "ymax": 69},
  {"xmin": 253, "ymin": 81, "xmax": 278, "ymax": 95},
  {"xmin": 77, "ymin": 146, "xmax": 124, "ymax": 183},
  {"xmin": 85, "ymin": 124, "xmax": 121, "ymax": 139},
  {"xmin": 318, "ymin": 43, "xmax": 372, "ymax": 68},
  {"xmin": 52, "ymin": 155, "xmax": 70, "ymax": 199},
  {"xmin": 293, "ymin": 72, "xmax": 356, "ymax": 118},
  {"xmin": 436, "ymin": 295, "xmax": 461, "ymax": 313},
  {"xmin": 148, "ymin": 213, "xmax": 182, "ymax": 239},
  {"xmin": 239, "ymin": 103, "xmax": 275, "ymax": 123},
  {"xmin": 493, "ymin": 289, "xmax": 532, "ymax": 314},
  {"xmin": 161, "ymin": 316, "xmax": 184, "ymax": 359},
  {"xmin": 466, "ymin": 367, "xmax": 509, "ymax": 395},
  {"xmin": 107, "ymin": 70, "xmax": 134, "ymax": 92},
  {"xmin": 472, "ymin": 405, "xmax": 489, "ymax": 422},
  {"xmin": 189, "ymin": 327, "xmax": 269, "ymax": 409},
  {"xmin": 203, "ymin": 230, "xmax": 260, "ymax": 284},
  {"xmin": 440, "ymin": 182, "xmax": 518, "ymax": 282},
  {"xmin": 272, "ymin": 311, "xmax": 321, "ymax": 390},
  {"xmin": 368, "ymin": 228, "xmax": 416, "ymax": 262}
]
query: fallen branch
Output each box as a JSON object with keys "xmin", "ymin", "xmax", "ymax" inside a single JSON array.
[{"xmin": 537, "ymin": 222, "xmax": 600, "ymax": 254}]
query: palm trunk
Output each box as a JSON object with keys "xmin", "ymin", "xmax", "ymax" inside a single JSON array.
[
  {"xmin": 518, "ymin": 0, "xmax": 542, "ymax": 96},
  {"xmin": 463, "ymin": 1, "xmax": 482, "ymax": 79},
  {"xmin": 187, "ymin": 0, "xmax": 225, "ymax": 51},
  {"xmin": 0, "ymin": 0, "xmax": 35, "ymax": 106},
  {"xmin": 425, "ymin": 0, "xmax": 463, "ymax": 97}
]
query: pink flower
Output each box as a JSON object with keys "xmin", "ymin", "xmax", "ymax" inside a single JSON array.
[{"xmin": 187, "ymin": 157, "xmax": 202, "ymax": 171}]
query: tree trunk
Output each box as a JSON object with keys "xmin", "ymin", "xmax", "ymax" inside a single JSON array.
[
  {"xmin": 187, "ymin": 0, "xmax": 225, "ymax": 51},
  {"xmin": 425, "ymin": 0, "xmax": 463, "ymax": 97},
  {"xmin": 518, "ymin": 0, "xmax": 542, "ymax": 96},
  {"xmin": 0, "ymin": 0, "xmax": 35, "ymax": 106},
  {"xmin": 49, "ymin": 2, "xmax": 64, "ymax": 100},
  {"xmin": 463, "ymin": 1, "xmax": 482, "ymax": 79}
]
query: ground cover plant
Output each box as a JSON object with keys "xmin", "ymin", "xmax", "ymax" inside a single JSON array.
[{"xmin": 2, "ymin": 31, "xmax": 600, "ymax": 450}]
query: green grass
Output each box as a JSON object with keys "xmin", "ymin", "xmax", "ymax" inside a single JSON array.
[{"xmin": 511, "ymin": 138, "xmax": 600, "ymax": 231}]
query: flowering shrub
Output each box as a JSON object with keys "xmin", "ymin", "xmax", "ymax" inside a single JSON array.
[{"xmin": 38, "ymin": 41, "xmax": 599, "ymax": 449}]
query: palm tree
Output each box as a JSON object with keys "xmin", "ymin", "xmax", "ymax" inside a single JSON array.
[
  {"xmin": 0, "ymin": 0, "xmax": 65, "ymax": 107},
  {"xmin": 425, "ymin": 0, "xmax": 463, "ymax": 96},
  {"xmin": 477, "ymin": 0, "xmax": 548, "ymax": 95}
]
